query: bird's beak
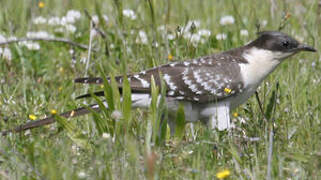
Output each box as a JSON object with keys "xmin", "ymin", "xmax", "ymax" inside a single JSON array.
[{"xmin": 296, "ymin": 44, "xmax": 317, "ymax": 52}]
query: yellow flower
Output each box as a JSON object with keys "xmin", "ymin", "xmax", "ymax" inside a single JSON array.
[
  {"xmin": 168, "ymin": 54, "xmax": 173, "ymax": 61},
  {"xmin": 50, "ymin": 109, "xmax": 57, "ymax": 115},
  {"xmin": 58, "ymin": 86, "xmax": 63, "ymax": 91},
  {"xmin": 224, "ymin": 87, "xmax": 232, "ymax": 94},
  {"xmin": 29, "ymin": 114, "xmax": 37, "ymax": 120},
  {"xmin": 233, "ymin": 112, "xmax": 238, "ymax": 117},
  {"xmin": 216, "ymin": 169, "xmax": 231, "ymax": 179},
  {"xmin": 38, "ymin": 1, "xmax": 45, "ymax": 8},
  {"xmin": 59, "ymin": 67, "xmax": 64, "ymax": 73}
]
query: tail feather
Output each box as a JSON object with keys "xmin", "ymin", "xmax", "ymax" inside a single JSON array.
[{"xmin": 1, "ymin": 104, "xmax": 100, "ymax": 136}]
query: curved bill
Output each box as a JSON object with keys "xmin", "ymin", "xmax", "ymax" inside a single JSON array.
[{"xmin": 297, "ymin": 44, "xmax": 317, "ymax": 52}]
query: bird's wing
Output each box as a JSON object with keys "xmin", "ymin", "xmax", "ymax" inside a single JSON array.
[{"xmin": 75, "ymin": 54, "xmax": 246, "ymax": 103}]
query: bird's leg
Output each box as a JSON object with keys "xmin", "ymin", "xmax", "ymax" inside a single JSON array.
[{"xmin": 208, "ymin": 103, "xmax": 231, "ymax": 131}]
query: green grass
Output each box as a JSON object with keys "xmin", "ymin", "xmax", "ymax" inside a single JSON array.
[{"xmin": 0, "ymin": 0, "xmax": 320, "ymax": 179}]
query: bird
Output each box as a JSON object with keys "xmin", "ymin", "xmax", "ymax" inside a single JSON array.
[{"xmin": 2, "ymin": 31, "xmax": 316, "ymax": 136}]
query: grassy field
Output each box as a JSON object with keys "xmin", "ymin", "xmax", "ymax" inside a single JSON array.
[{"xmin": 0, "ymin": 0, "xmax": 320, "ymax": 179}]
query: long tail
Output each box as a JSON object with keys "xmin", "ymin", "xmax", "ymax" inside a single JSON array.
[{"xmin": 1, "ymin": 104, "xmax": 100, "ymax": 136}]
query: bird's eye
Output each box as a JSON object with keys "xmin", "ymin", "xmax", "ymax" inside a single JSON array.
[{"xmin": 282, "ymin": 41, "xmax": 290, "ymax": 48}]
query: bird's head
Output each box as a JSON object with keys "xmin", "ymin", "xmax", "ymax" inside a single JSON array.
[{"xmin": 247, "ymin": 31, "xmax": 316, "ymax": 61}]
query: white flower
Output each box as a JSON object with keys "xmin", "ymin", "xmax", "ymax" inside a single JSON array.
[
  {"xmin": 103, "ymin": 15, "xmax": 109, "ymax": 23},
  {"xmin": 240, "ymin": 29, "xmax": 249, "ymax": 36},
  {"xmin": 32, "ymin": 16, "xmax": 47, "ymax": 24},
  {"xmin": 157, "ymin": 25, "xmax": 166, "ymax": 32},
  {"xmin": 61, "ymin": 10, "xmax": 81, "ymax": 24},
  {"xmin": 198, "ymin": 29, "xmax": 211, "ymax": 37},
  {"xmin": 78, "ymin": 171, "xmax": 86, "ymax": 178},
  {"xmin": 167, "ymin": 34, "xmax": 175, "ymax": 40},
  {"xmin": 48, "ymin": 16, "xmax": 61, "ymax": 26},
  {"xmin": 66, "ymin": 10, "xmax": 81, "ymax": 20},
  {"xmin": 123, "ymin": 9, "xmax": 137, "ymax": 20},
  {"xmin": 54, "ymin": 27, "xmax": 64, "ymax": 33},
  {"xmin": 136, "ymin": 30, "xmax": 148, "ymax": 44},
  {"xmin": 0, "ymin": 34, "xmax": 6, "ymax": 43},
  {"xmin": 190, "ymin": 34, "xmax": 201, "ymax": 44},
  {"xmin": 91, "ymin": 15, "xmax": 99, "ymax": 24},
  {"xmin": 261, "ymin": 20, "xmax": 268, "ymax": 27},
  {"xmin": 8, "ymin": 36, "xmax": 17, "ymax": 41},
  {"xmin": 64, "ymin": 24, "xmax": 77, "ymax": 33},
  {"xmin": 184, "ymin": 20, "xmax": 201, "ymax": 32},
  {"xmin": 102, "ymin": 133, "xmax": 111, "ymax": 139},
  {"xmin": 90, "ymin": 29, "xmax": 98, "ymax": 38},
  {"xmin": 80, "ymin": 57, "xmax": 87, "ymax": 64},
  {"xmin": 216, "ymin": 33, "xmax": 227, "ymax": 40},
  {"xmin": 111, "ymin": 110, "xmax": 123, "ymax": 120},
  {"xmin": 1, "ymin": 48, "xmax": 12, "ymax": 61},
  {"xmin": 311, "ymin": 61, "xmax": 316, "ymax": 68},
  {"xmin": 219, "ymin": 15, "xmax": 235, "ymax": 25},
  {"xmin": 295, "ymin": 35, "xmax": 304, "ymax": 42},
  {"xmin": 26, "ymin": 31, "xmax": 54, "ymax": 39},
  {"xmin": 19, "ymin": 41, "xmax": 41, "ymax": 50}
]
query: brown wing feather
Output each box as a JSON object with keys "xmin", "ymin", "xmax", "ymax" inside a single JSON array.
[{"xmin": 74, "ymin": 53, "xmax": 246, "ymax": 103}]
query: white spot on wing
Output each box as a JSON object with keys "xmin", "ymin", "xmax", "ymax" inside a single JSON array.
[
  {"xmin": 168, "ymin": 90, "xmax": 175, "ymax": 96},
  {"xmin": 176, "ymin": 96, "xmax": 184, "ymax": 100},
  {"xmin": 163, "ymin": 74, "xmax": 177, "ymax": 90},
  {"xmin": 183, "ymin": 62, "xmax": 190, "ymax": 66},
  {"xmin": 133, "ymin": 75, "xmax": 150, "ymax": 88}
]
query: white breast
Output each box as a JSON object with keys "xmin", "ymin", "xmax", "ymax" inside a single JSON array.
[{"xmin": 240, "ymin": 48, "xmax": 281, "ymax": 87}]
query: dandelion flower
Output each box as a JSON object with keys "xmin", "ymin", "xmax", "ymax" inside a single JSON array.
[
  {"xmin": 233, "ymin": 112, "xmax": 238, "ymax": 117},
  {"xmin": 38, "ymin": 1, "xmax": 45, "ymax": 8},
  {"xmin": 216, "ymin": 169, "xmax": 231, "ymax": 179},
  {"xmin": 224, "ymin": 87, "xmax": 232, "ymax": 94},
  {"xmin": 220, "ymin": 15, "xmax": 235, "ymax": 25},
  {"xmin": 50, "ymin": 109, "xmax": 57, "ymax": 115},
  {"xmin": 29, "ymin": 114, "xmax": 37, "ymax": 120}
]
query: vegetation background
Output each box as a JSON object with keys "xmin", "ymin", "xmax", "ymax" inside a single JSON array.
[{"xmin": 0, "ymin": 0, "xmax": 320, "ymax": 179}]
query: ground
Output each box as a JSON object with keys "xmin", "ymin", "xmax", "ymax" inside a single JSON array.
[{"xmin": 0, "ymin": 0, "xmax": 320, "ymax": 179}]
